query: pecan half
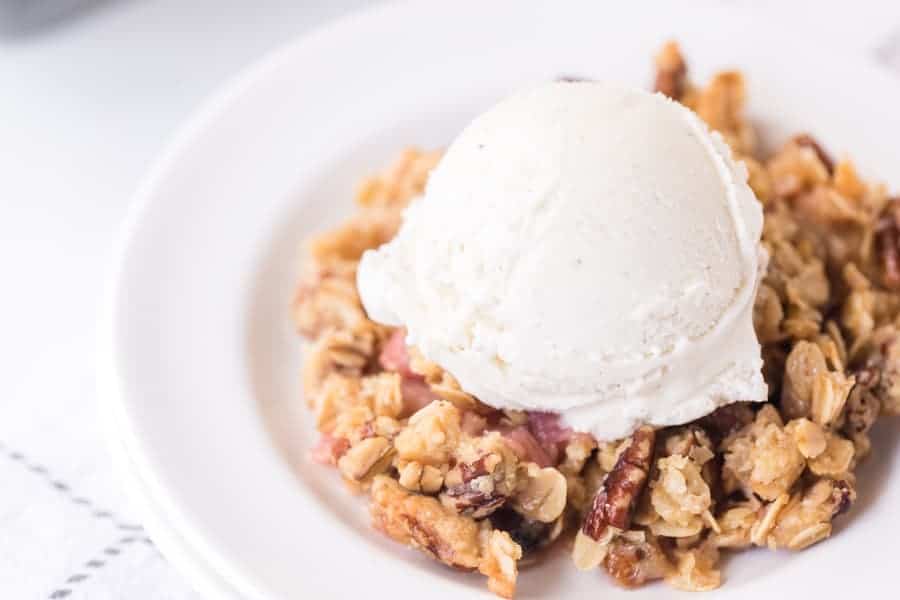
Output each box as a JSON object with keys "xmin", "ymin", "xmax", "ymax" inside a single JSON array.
[{"xmin": 581, "ymin": 426, "xmax": 656, "ymax": 540}]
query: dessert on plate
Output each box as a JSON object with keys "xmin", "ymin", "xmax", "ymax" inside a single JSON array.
[{"xmin": 292, "ymin": 42, "xmax": 900, "ymax": 597}]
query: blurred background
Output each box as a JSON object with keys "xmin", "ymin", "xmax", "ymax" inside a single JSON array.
[{"xmin": 1, "ymin": 1, "xmax": 899, "ymax": 598}]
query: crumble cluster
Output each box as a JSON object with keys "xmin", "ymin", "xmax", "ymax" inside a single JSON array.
[{"xmin": 292, "ymin": 42, "xmax": 899, "ymax": 596}]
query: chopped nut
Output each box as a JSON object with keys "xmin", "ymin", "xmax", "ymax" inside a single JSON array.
[
  {"xmin": 441, "ymin": 482, "xmax": 506, "ymax": 519},
  {"xmin": 441, "ymin": 433, "xmax": 519, "ymax": 518}
]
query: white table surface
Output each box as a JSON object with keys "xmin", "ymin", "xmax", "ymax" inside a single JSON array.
[{"xmin": 1, "ymin": 1, "xmax": 898, "ymax": 598}]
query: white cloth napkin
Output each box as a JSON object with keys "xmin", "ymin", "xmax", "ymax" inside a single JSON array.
[{"xmin": 0, "ymin": 338, "xmax": 200, "ymax": 600}]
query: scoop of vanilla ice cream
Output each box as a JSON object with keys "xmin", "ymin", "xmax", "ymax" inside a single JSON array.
[{"xmin": 357, "ymin": 81, "xmax": 767, "ymax": 440}]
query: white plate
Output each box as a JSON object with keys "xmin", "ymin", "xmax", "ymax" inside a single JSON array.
[{"xmin": 100, "ymin": 1, "xmax": 900, "ymax": 598}]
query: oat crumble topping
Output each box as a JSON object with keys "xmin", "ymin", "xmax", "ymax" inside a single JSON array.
[{"xmin": 293, "ymin": 42, "xmax": 899, "ymax": 596}]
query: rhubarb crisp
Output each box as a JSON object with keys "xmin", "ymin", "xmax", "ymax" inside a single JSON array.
[{"xmin": 292, "ymin": 42, "xmax": 900, "ymax": 596}]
